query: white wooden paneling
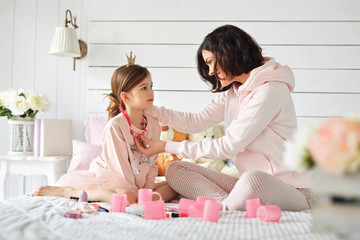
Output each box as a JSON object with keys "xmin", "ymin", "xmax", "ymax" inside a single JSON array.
[
  {"xmin": 297, "ymin": 117, "xmax": 326, "ymax": 130},
  {"xmin": 88, "ymin": 67, "xmax": 360, "ymax": 93},
  {"xmin": 88, "ymin": 45, "xmax": 198, "ymax": 67},
  {"xmin": 0, "ymin": 0, "xmax": 15, "ymax": 155},
  {"xmin": 88, "ymin": 0, "xmax": 360, "ymax": 21},
  {"xmin": 89, "ymin": 21, "xmax": 360, "ymax": 45},
  {"xmin": 35, "ymin": 0, "xmax": 59, "ymax": 119},
  {"xmin": 12, "ymin": 0, "xmax": 37, "ymax": 89},
  {"xmin": 292, "ymin": 93, "xmax": 360, "ymax": 117},
  {"xmin": 264, "ymin": 46, "xmax": 360, "ymax": 69},
  {"xmin": 88, "ymin": 67, "xmax": 208, "ymax": 91},
  {"xmin": 293, "ymin": 70, "xmax": 360, "ymax": 93},
  {"xmin": 56, "ymin": 0, "xmax": 83, "ymax": 140},
  {"xmin": 86, "ymin": 3, "xmax": 360, "ymax": 126},
  {"xmin": 78, "ymin": 0, "xmax": 90, "ymax": 141},
  {"xmin": 0, "ymin": 0, "xmax": 87, "ymax": 199},
  {"xmin": 86, "ymin": 90, "xmax": 219, "ymax": 113},
  {"xmin": 86, "ymin": 90, "xmax": 110, "ymax": 113},
  {"xmin": 87, "ymin": 90, "xmax": 360, "ymax": 117},
  {"xmin": 88, "ymin": 45, "xmax": 360, "ymax": 69},
  {"xmin": 0, "ymin": 0, "xmax": 14, "ymax": 90}
]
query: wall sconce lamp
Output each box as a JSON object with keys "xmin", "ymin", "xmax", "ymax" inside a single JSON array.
[{"xmin": 49, "ymin": 9, "xmax": 87, "ymax": 71}]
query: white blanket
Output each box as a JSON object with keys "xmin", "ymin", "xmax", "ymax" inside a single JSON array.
[{"xmin": 0, "ymin": 195, "xmax": 336, "ymax": 240}]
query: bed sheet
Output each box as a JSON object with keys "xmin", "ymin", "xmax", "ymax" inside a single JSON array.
[{"xmin": 0, "ymin": 195, "xmax": 336, "ymax": 240}]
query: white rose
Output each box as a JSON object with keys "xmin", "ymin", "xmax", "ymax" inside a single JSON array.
[
  {"xmin": 19, "ymin": 88, "xmax": 33, "ymax": 99},
  {"xmin": 27, "ymin": 93, "xmax": 42, "ymax": 111},
  {"xmin": 0, "ymin": 88, "xmax": 18, "ymax": 108},
  {"xmin": 39, "ymin": 94, "xmax": 51, "ymax": 112},
  {"xmin": 9, "ymin": 95, "xmax": 29, "ymax": 116}
]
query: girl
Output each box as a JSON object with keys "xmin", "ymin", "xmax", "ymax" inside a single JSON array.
[
  {"xmin": 135, "ymin": 25, "xmax": 315, "ymax": 211},
  {"xmin": 34, "ymin": 60, "xmax": 177, "ymax": 204}
]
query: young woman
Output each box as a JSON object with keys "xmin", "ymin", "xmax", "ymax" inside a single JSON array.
[
  {"xmin": 34, "ymin": 61, "xmax": 177, "ymax": 204},
  {"xmin": 135, "ymin": 25, "xmax": 315, "ymax": 211}
]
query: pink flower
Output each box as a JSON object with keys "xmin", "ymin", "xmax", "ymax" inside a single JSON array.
[{"xmin": 307, "ymin": 118, "xmax": 360, "ymax": 174}]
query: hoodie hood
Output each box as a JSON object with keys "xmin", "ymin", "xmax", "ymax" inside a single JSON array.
[{"xmin": 234, "ymin": 57, "xmax": 295, "ymax": 95}]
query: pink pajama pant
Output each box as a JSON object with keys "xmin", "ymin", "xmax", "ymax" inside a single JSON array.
[{"xmin": 166, "ymin": 161, "xmax": 315, "ymax": 211}]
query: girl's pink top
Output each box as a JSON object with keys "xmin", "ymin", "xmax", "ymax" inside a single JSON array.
[
  {"xmin": 56, "ymin": 113, "xmax": 161, "ymax": 196},
  {"xmin": 146, "ymin": 58, "xmax": 311, "ymax": 188}
]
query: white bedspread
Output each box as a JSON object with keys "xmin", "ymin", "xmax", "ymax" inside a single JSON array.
[{"xmin": 0, "ymin": 195, "xmax": 336, "ymax": 240}]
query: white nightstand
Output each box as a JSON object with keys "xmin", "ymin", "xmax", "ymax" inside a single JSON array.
[{"xmin": 0, "ymin": 155, "xmax": 71, "ymax": 200}]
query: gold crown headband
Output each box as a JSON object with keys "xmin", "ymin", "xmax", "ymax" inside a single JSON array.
[{"xmin": 126, "ymin": 51, "xmax": 136, "ymax": 65}]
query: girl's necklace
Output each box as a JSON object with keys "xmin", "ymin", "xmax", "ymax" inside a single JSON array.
[{"xmin": 119, "ymin": 106, "xmax": 147, "ymax": 139}]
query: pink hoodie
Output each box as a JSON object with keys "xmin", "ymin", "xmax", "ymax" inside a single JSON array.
[{"xmin": 147, "ymin": 58, "xmax": 311, "ymax": 188}]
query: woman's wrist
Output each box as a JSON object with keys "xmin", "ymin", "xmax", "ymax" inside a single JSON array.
[{"xmin": 160, "ymin": 140, "xmax": 166, "ymax": 153}]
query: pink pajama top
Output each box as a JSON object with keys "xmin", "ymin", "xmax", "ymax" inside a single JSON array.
[
  {"xmin": 147, "ymin": 58, "xmax": 311, "ymax": 188},
  {"xmin": 56, "ymin": 113, "xmax": 161, "ymax": 196}
]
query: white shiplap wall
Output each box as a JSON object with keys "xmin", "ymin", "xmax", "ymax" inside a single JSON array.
[
  {"xmin": 0, "ymin": 0, "xmax": 87, "ymax": 152},
  {"xmin": 0, "ymin": 0, "xmax": 359, "ymax": 198},
  {"xmin": 86, "ymin": 0, "xmax": 360, "ymax": 130},
  {"xmin": 0, "ymin": 0, "xmax": 86, "ymax": 198}
]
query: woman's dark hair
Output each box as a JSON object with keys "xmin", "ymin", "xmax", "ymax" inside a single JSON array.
[
  {"xmin": 106, "ymin": 64, "xmax": 149, "ymax": 120},
  {"xmin": 197, "ymin": 25, "xmax": 264, "ymax": 92}
]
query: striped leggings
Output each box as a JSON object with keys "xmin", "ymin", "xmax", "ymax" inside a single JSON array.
[{"xmin": 166, "ymin": 161, "xmax": 316, "ymax": 211}]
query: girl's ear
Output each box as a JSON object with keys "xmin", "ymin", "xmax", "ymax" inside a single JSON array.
[{"xmin": 120, "ymin": 91, "xmax": 129, "ymax": 103}]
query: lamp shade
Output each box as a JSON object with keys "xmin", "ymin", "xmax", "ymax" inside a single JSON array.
[{"xmin": 49, "ymin": 27, "xmax": 81, "ymax": 57}]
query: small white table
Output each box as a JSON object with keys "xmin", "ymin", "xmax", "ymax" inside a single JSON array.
[{"xmin": 0, "ymin": 155, "xmax": 71, "ymax": 200}]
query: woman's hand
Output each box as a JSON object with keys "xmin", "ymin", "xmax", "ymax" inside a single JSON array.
[{"xmin": 134, "ymin": 135, "xmax": 166, "ymax": 156}]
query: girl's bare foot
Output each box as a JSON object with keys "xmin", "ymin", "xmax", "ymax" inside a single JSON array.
[{"xmin": 33, "ymin": 186, "xmax": 69, "ymax": 197}]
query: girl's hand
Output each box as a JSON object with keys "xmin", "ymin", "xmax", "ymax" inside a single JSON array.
[{"xmin": 134, "ymin": 135, "xmax": 166, "ymax": 156}]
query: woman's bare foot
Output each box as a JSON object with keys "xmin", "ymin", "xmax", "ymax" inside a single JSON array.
[{"xmin": 33, "ymin": 186, "xmax": 70, "ymax": 197}]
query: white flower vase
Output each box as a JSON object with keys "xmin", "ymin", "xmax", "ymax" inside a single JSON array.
[{"xmin": 8, "ymin": 117, "xmax": 35, "ymax": 155}]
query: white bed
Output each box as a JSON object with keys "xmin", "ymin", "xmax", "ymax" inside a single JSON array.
[{"xmin": 0, "ymin": 195, "xmax": 336, "ymax": 240}]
